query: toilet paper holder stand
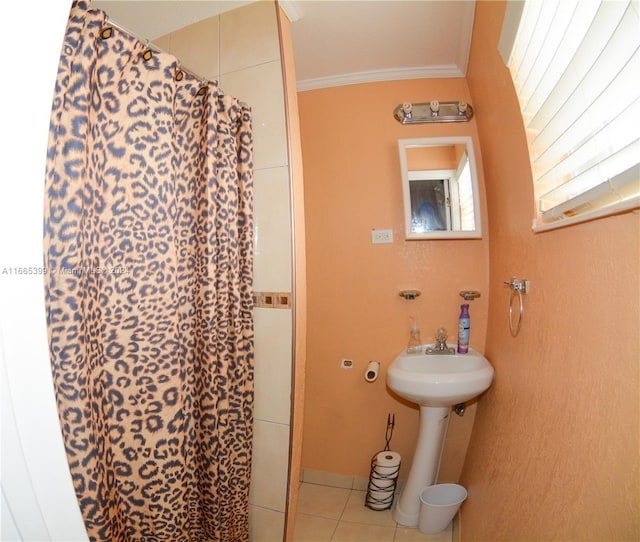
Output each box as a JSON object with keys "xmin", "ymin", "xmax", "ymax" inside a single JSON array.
[{"xmin": 365, "ymin": 414, "xmax": 401, "ymax": 511}]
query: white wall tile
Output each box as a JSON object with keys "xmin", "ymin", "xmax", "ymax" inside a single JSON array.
[
  {"xmin": 249, "ymin": 505, "xmax": 285, "ymax": 542},
  {"xmin": 165, "ymin": 16, "xmax": 220, "ymax": 81},
  {"xmin": 254, "ymin": 307, "xmax": 292, "ymax": 425},
  {"xmin": 250, "ymin": 420, "xmax": 290, "ymax": 512},
  {"xmin": 221, "ymin": 61, "xmax": 288, "ymax": 170},
  {"xmin": 220, "ymin": 1, "xmax": 280, "ymax": 74},
  {"xmin": 253, "ymin": 166, "xmax": 293, "ymax": 292}
]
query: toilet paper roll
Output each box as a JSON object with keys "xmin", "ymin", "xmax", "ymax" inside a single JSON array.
[
  {"xmin": 368, "ymin": 489, "xmax": 394, "ymax": 500},
  {"xmin": 365, "ymin": 361, "xmax": 380, "ymax": 382},
  {"xmin": 374, "ymin": 451, "xmax": 401, "ymax": 475},
  {"xmin": 366, "ymin": 490, "xmax": 394, "ymax": 510},
  {"xmin": 370, "ymin": 477, "xmax": 394, "ymax": 490}
]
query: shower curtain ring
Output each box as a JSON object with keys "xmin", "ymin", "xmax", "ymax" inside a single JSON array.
[
  {"xmin": 197, "ymin": 82, "xmax": 209, "ymax": 96},
  {"xmin": 141, "ymin": 39, "xmax": 153, "ymax": 61}
]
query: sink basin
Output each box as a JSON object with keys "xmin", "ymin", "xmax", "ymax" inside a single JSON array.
[{"xmin": 387, "ymin": 346, "xmax": 494, "ymax": 407}]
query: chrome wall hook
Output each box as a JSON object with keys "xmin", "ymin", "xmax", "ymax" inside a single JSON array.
[{"xmin": 503, "ymin": 278, "xmax": 530, "ymax": 293}]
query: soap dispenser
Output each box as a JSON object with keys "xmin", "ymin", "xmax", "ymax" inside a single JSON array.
[{"xmin": 406, "ymin": 317, "xmax": 422, "ymax": 354}]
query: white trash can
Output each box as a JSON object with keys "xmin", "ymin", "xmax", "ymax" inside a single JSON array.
[{"xmin": 418, "ymin": 484, "xmax": 467, "ymax": 535}]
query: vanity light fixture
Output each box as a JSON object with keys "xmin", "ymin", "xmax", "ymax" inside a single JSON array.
[{"xmin": 393, "ymin": 101, "xmax": 474, "ymax": 124}]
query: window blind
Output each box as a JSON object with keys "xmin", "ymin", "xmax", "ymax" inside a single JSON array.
[
  {"xmin": 500, "ymin": 0, "xmax": 640, "ymax": 231},
  {"xmin": 456, "ymin": 153, "xmax": 476, "ymax": 231}
]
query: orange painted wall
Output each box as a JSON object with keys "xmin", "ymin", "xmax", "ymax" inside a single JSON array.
[
  {"xmin": 298, "ymin": 78, "xmax": 489, "ymax": 479},
  {"xmin": 407, "ymin": 145, "xmax": 457, "ymax": 170},
  {"xmin": 461, "ymin": 2, "xmax": 640, "ymax": 541}
]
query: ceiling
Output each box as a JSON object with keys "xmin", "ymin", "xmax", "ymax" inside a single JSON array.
[{"xmin": 92, "ymin": 0, "xmax": 476, "ymax": 91}]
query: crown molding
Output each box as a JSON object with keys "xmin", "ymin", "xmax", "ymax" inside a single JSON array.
[{"xmin": 297, "ymin": 65, "xmax": 465, "ymax": 92}]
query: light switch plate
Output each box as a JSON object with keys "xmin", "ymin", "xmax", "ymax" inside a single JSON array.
[{"xmin": 371, "ymin": 229, "xmax": 393, "ymax": 244}]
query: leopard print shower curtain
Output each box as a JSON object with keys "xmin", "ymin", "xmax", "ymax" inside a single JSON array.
[{"xmin": 43, "ymin": 2, "xmax": 254, "ymax": 540}]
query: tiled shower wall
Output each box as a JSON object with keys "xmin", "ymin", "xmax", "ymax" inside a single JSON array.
[{"xmin": 156, "ymin": 2, "xmax": 293, "ymax": 539}]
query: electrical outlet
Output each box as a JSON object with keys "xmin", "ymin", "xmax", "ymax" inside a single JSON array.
[
  {"xmin": 371, "ymin": 229, "xmax": 393, "ymax": 244},
  {"xmin": 340, "ymin": 358, "xmax": 354, "ymax": 369}
]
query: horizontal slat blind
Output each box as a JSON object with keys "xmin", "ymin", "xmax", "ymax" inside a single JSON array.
[
  {"xmin": 504, "ymin": 0, "xmax": 640, "ymax": 230},
  {"xmin": 456, "ymin": 153, "xmax": 475, "ymax": 231}
]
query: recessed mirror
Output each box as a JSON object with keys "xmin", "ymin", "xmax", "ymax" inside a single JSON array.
[{"xmin": 399, "ymin": 136, "xmax": 482, "ymax": 240}]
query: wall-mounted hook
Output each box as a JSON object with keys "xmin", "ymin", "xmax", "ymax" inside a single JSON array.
[{"xmin": 503, "ymin": 278, "xmax": 530, "ymax": 294}]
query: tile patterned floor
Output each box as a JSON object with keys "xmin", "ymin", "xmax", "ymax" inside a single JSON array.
[{"xmin": 293, "ymin": 483, "xmax": 454, "ymax": 542}]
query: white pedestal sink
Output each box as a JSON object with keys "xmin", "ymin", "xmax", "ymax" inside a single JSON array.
[{"xmin": 386, "ymin": 345, "xmax": 494, "ymax": 527}]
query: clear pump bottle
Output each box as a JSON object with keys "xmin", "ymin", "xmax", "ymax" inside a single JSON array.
[{"xmin": 407, "ymin": 317, "xmax": 422, "ymax": 353}]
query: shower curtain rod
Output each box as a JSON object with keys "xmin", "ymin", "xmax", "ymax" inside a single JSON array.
[
  {"xmin": 104, "ymin": 16, "xmax": 208, "ymax": 84},
  {"xmin": 104, "ymin": 14, "xmax": 246, "ymax": 106}
]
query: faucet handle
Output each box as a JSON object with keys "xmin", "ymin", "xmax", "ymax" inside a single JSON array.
[{"xmin": 425, "ymin": 327, "xmax": 455, "ymax": 355}]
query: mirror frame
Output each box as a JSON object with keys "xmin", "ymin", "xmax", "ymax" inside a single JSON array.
[{"xmin": 399, "ymin": 136, "xmax": 482, "ymax": 240}]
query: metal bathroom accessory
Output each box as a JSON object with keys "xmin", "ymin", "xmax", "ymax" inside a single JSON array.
[
  {"xmin": 399, "ymin": 290, "xmax": 421, "ymax": 300},
  {"xmin": 365, "ymin": 414, "xmax": 401, "ymax": 511},
  {"xmin": 394, "ymin": 101, "xmax": 474, "ymax": 124},
  {"xmin": 425, "ymin": 327, "xmax": 456, "ymax": 355},
  {"xmin": 503, "ymin": 278, "xmax": 530, "ymax": 337},
  {"xmin": 459, "ymin": 290, "xmax": 481, "ymax": 301}
]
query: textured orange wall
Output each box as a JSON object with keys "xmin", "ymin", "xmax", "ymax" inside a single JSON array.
[
  {"xmin": 407, "ymin": 145, "xmax": 456, "ymax": 170},
  {"xmin": 298, "ymin": 79, "xmax": 489, "ymax": 479},
  {"xmin": 461, "ymin": 2, "xmax": 640, "ymax": 541}
]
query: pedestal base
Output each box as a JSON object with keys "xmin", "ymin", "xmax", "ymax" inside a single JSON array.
[{"xmin": 392, "ymin": 406, "xmax": 451, "ymax": 526}]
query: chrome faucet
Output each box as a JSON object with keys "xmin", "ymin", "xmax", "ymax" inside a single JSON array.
[
  {"xmin": 435, "ymin": 327, "xmax": 449, "ymax": 350},
  {"xmin": 426, "ymin": 327, "xmax": 456, "ymax": 355}
]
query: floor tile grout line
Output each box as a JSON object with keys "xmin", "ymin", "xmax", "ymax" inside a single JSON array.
[
  {"xmin": 328, "ymin": 516, "xmax": 340, "ymax": 542},
  {"xmin": 295, "ymin": 482, "xmax": 454, "ymax": 542}
]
